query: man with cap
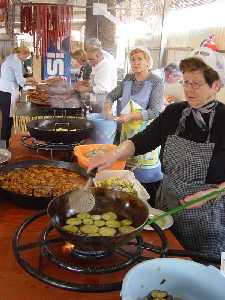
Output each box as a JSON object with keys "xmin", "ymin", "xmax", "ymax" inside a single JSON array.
[{"xmin": 88, "ymin": 46, "xmax": 225, "ymax": 260}]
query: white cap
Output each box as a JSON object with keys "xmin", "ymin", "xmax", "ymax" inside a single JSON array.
[{"xmin": 190, "ymin": 47, "xmax": 225, "ymax": 87}]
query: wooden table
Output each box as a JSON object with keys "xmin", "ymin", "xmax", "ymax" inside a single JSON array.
[{"xmin": 0, "ymin": 135, "xmax": 184, "ymax": 300}]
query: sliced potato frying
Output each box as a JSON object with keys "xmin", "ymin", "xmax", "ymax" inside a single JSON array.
[
  {"xmin": 121, "ymin": 219, "xmax": 132, "ymax": 226},
  {"xmin": 118, "ymin": 225, "xmax": 135, "ymax": 234},
  {"xmin": 66, "ymin": 217, "xmax": 82, "ymax": 225},
  {"xmin": 94, "ymin": 220, "xmax": 106, "ymax": 227},
  {"xmin": 106, "ymin": 219, "xmax": 121, "ymax": 228},
  {"xmin": 102, "ymin": 212, "xmax": 117, "ymax": 220},
  {"xmin": 63, "ymin": 211, "xmax": 135, "ymax": 237},
  {"xmin": 80, "ymin": 224, "xmax": 99, "ymax": 234},
  {"xmin": 62, "ymin": 224, "xmax": 78, "ymax": 234},
  {"xmin": 99, "ymin": 226, "xmax": 117, "ymax": 237}
]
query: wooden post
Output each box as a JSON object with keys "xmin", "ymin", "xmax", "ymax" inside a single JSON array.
[
  {"xmin": 32, "ymin": 55, "xmax": 42, "ymax": 82},
  {"xmin": 158, "ymin": 0, "xmax": 169, "ymax": 67}
]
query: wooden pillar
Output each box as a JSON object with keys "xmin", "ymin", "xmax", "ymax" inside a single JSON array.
[
  {"xmin": 158, "ymin": 0, "xmax": 170, "ymax": 67},
  {"xmin": 33, "ymin": 56, "xmax": 42, "ymax": 82}
]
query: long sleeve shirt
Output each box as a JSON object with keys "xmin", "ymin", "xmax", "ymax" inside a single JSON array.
[
  {"xmin": 130, "ymin": 101, "xmax": 225, "ymax": 184},
  {"xmin": 107, "ymin": 73, "xmax": 164, "ymax": 121},
  {"xmin": 0, "ymin": 54, "xmax": 26, "ymax": 93}
]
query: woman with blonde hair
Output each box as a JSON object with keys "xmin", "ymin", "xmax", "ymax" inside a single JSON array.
[
  {"xmin": 104, "ymin": 47, "xmax": 164, "ymax": 205},
  {"xmin": 0, "ymin": 45, "xmax": 35, "ymax": 147},
  {"xmin": 71, "ymin": 48, "xmax": 92, "ymax": 81}
]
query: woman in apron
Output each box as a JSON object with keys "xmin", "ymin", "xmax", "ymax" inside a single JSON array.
[
  {"xmin": 0, "ymin": 45, "xmax": 34, "ymax": 147},
  {"xmin": 105, "ymin": 48, "xmax": 164, "ymax": 205},
  {"xmin": 89, "ymin": 47, "xmax": 225, "ymax": 259}
]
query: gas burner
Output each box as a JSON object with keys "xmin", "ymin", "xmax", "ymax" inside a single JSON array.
[
  {"xmin": 71, "ymin": 248, "xmax": 112, "ymax": 259},
  {"xmin": 12, "ymin": 210, "xmax": 168, "ymax": 292},
  {"xmin": 21, "ymin": 135, "xmax": 83, "ymax": 160},
  {"xmin": 13, "ymin": 211, "xmax": 219, "ymax": 293}
]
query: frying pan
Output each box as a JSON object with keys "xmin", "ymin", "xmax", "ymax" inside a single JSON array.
[
  {"xmin": 0, "ymin": 160, "xmax": 87, "ymax": 209},
  {"xmin": 47, "ymin": 187, "xmax": 150, "ymax": 251},
  {"xmin": 27, "ymin": 118, "xmax": 94, "ymax": 143}
]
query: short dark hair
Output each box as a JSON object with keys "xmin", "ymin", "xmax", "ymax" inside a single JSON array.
[
  {"xmin": 180, "ymin": 57, "xmax": 219, "ymax": 87},
  {"xmin": 165, "ymin": 63, "xmax": 181, "ymax": 75}
]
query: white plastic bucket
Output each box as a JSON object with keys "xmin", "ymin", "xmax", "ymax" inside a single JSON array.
[{"xmin": 121, "ymin": 258, "xmax": 225, "ymax": 300}]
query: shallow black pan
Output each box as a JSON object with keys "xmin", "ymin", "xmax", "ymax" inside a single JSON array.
[
  {"xmin": 47, "ymin": 187, "xmax": 150, "ymax": 251},
  {"xmin": 0, "ymin": 160, "xmax": 87, "ymax": 209},
  {"xmin": 27, "ymin": 118, "xmax": 94, "ymax": 143}
]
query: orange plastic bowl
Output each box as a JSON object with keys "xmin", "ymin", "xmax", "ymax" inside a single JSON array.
[{"xmin": 74, "ymin": 144, "xmax": 126, "ymax": 170}]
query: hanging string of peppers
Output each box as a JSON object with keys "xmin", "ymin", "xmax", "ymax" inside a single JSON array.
[
  {"xmin": 0, "ymin": 0, "xmax": 9, "ymax": 9},
  {"xmin": 20, "ymin": 3, "xmax": 73, "ymax": 56}
]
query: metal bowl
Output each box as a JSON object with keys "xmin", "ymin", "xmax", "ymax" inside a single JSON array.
[{"xmin": 0, "ymin": 149, "xmax": 11, "ymax": 165}]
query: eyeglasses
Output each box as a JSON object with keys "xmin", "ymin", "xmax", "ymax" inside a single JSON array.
[{"xmin": 179, "ymin": 80, "xmax": 207, "ymax": 90}]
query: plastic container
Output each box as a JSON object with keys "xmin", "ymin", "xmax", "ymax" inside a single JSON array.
[
  {"xmin": 121, "ymin": 258, "xmax": 225, "ymax": 300},
  {"xmin": 86, "ymin": 113, "xmax": 117, "ymax": 144},
  {"xmin": 74, "ymin": 144, "xmax": 126, "ymax": 170}
]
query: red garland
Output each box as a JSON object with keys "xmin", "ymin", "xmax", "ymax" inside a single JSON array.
[
  {"xmin": 0, "ymin": 0, "xmax": 8, "ymax": 9},
  {"xmin": 20, "ymin": 3, "xmax": 73, "ymax": 56}
]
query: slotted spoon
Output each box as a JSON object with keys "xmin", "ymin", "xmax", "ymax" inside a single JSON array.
[{"xmin": 68, "ymin": 168, "xmax": 98, "ymax": 213}]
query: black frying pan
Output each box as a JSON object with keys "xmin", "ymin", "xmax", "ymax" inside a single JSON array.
[
  {"xmin": 27, "ymin": 118, "xmax": 94, "ymax": 143},
  {"xmin": 47, "ymin": 187, "xmax": 150, "ymax": 251},
  {"xmin": 0, "ymin": 160, "xmax": 87, "ymax": 209}
]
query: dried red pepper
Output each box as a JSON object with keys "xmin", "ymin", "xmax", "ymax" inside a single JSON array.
[{"xmin": 20, "ymin": 3, "xmax": 73, "ymax": 56}]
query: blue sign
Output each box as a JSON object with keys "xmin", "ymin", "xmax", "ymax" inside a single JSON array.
[{"xmin": 43, "ymin": 37, "xmax": 71, "ymax": 82}]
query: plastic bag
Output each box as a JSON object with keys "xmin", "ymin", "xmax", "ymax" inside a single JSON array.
[{"xmin": 94, "ymin": 170, "xmax": 150, "ymax": 202}]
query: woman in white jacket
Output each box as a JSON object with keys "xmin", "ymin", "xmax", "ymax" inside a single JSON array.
[{"xmin": 0, "ymin": 45, "xmax": 34, "ymax": 147}]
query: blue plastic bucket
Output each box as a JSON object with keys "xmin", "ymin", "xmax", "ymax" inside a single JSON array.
[{"xmin": 86, "ymin": 113, "xmax": 117, "ymax": 144}]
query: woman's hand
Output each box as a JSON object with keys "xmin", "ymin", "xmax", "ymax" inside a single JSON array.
[
  {"xmin": 180, "ymin": 188, "xmax": 218, "ymax": 209},
  {"xmin": 218, "ymin": 182, "xmax": 225, "ymax": 191},
  {"xmin": 87, "ymin": 151, "xmax": 118, "ymax": 173},
  {"xmin": 87, "ymin": 140, "xmax": 135, "ymax": 174},
  {"xmin": 74, "ymin": 80, "xmax": 91, "ymax": 93},
  {"xmin": 114, "ymin": 114, "xmax": 131, "ymax": 123}
]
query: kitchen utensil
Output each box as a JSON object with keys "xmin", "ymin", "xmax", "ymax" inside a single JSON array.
[
  {"xmin": 27, "ymin": 118, "xmax": 94, "ymax": 143},
  {"xmin": 47, "ymin": 187, "xmax": 150, "ymax": 251},
  {"xmin": 67, "ymin": 168, "xmax": 97, "ymax": 213},
  {"xmin": 121, "ymin": 258, "xmax": 225, "ymax": 300},
  {"xmin": 148, "ymin": 186, "xmax": 225, "ymax": 226},
  {"xmin": 0, "ymin": 149, "xmax": 11, "ymax": 164},
  {"xmin": 0, "ymin": 160, "xmax": 87, "ymax": 209}
]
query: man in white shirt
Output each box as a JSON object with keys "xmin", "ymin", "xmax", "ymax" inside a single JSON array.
[
  {"xmin": 85, "ymin": 37, "xmax": 116, "ymax": 66},
  {"xmin": 75, "ymin": 46, "xmax": 117, "ymax": 112}
]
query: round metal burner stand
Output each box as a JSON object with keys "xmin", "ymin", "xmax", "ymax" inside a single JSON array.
[
  {"xmin": 21, "ymin": 135, "xmax": 83, "ymax": 160},
  {"xmin": 12, "ymin": 210, "xmax": 169, "ymax": 292},
  {"xmin": 41, "ymin": 223, "xmax": 145, "ymax": 274}
]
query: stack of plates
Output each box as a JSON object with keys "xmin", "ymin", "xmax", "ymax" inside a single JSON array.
[{"xmin": 0, "ymin": 149, "xmax": 11, "ymax": 164}]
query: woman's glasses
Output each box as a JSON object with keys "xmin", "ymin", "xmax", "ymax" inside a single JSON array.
[{"xmin": 179, "ymin": 80, "xmax": 207, "ymax": 90}]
